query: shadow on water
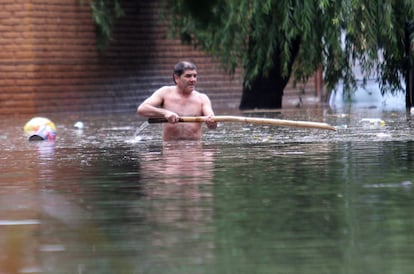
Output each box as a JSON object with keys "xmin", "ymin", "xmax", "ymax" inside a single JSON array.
[{"xmin": 1, "ymin": 109, "xmax": 414, "ymax": 273}]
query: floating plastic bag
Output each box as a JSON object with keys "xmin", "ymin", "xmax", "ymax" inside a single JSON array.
[{"xmin": 359, "ymin": 118, "xmax": 385, "ymax": 128}]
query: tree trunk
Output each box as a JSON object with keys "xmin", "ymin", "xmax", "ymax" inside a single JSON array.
[
  {"xmin": 239, "ymin": 65, "xmax": 288, "ymax": 109},
  {"xmin": 408, "ymin": 68, "xmax": 414, "ymax": 109},
  {"xmin": 405, "ymin": 21, "xmax": 414, "ymax": 109},
  {"xmin": 239, "ymin": 37, "xmax": 301, "ymax": 110}
]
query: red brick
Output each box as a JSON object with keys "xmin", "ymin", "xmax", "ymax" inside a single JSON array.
[{"xmin": 0, "ymin": 0, "xmax": 321, "ymax": 115}]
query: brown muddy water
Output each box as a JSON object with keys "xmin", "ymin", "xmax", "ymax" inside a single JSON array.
[{"xmin": 1, "ymin": 106, "xmax": 414, "ymax": 274}]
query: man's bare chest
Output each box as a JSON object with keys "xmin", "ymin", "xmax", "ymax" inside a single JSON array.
[{"xmin": 164, "ymin": 96, "xmax": 202, "ymax": 116}]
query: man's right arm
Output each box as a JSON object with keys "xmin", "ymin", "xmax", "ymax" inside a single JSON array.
[{"xmin": 137, "ymin": 88, "xmax": 179, "ymax": 123}]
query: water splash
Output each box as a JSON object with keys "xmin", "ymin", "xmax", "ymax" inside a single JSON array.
[
  {"xmin": 128, "ymin": 121, "xmax": 152, "ymax": 143},
  {"xmin": 134, "ymin": 121, "xmax": 149, "ymax": 136}
]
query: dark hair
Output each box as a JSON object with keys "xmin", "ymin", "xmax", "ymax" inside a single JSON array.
[{"xmin": 173, "ymin": 61, "xmax": 197, "ymax": 83}]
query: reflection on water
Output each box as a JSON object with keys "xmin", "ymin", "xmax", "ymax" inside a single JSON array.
[
  {"xmin": 1, "ymin": 110, "xmax": 414, "ymax": 273},
  {"xmin": 137, "ymin": 142, "xmax": 216, "ymax": 273}
]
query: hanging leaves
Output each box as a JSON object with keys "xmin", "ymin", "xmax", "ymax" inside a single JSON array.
[
  {"xmin": 161, "ymin": 0, "xmax": 414, "ymax": 94},
  {"xmin": 86, "ymin": 0, "xmax": 414, "ymax": 97},
  {"xmin": 88, "ymin": 0, "xmax": 124, "ymax": 50}
]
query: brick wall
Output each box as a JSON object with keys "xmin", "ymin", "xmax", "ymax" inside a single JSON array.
[{"xmin": 0, "ymin": 0, "xmax": 321, "ymax": 116}]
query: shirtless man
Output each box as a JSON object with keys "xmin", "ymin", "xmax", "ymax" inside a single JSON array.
[{"xmin": 137, "ymin": 61, "xmax": 217, "ymax": 141}]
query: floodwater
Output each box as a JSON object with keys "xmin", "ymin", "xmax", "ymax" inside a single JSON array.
[{"xmin": 2, "ymin": 107, "xmax": 414, "ymax": 274}]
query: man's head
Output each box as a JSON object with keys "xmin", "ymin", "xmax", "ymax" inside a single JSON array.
[{"xmin": 173, "ymin": 61, "xmax": 197, "ymax": 84}]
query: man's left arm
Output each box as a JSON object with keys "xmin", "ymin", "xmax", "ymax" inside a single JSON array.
[{"xmin": 201, "ymin": 94, "xmax": 217, "ymax": 129}]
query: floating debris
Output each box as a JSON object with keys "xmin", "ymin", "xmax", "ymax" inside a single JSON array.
[
  {"xmin": 360, "ymin": 118, "xmax": 385, "ymax": 128},
  {"xmin": 24, "ymin": 117, "xmax": 57, "ymax": 141},
  {"xmin": 363, "ymin": 181, "xmax": 412, "ymax": 189},
  {"xmin": 74, "ymin": 121, "xmax": 84, "ymax": 129}
]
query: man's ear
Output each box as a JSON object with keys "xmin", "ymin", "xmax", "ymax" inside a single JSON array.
[{"xmin": 172, "ymin": 74, "xmax": 179, "ymax": 84}]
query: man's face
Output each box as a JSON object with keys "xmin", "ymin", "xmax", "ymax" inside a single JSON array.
[{"xmin": 176, "ymin": 69, "xmax": 197, "ymax": 93}]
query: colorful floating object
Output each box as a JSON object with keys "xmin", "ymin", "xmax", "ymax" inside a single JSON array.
[{"xmin": 24, "ymin": 117, "xmax": 57, "ymax": 141}]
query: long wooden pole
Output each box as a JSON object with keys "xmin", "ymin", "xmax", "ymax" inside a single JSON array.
[{"xmin": 148, "ymin": 115, "xmax": 336, "ymax": 131}]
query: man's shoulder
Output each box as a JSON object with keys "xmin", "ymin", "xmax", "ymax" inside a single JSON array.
[
  {"xmin": 193, "ymin": 90, "xmax": 209, "ymax": 100},
  {"xmin": 157, "ymin": 85, "xmax": 175, "ymax": 92},
  {"xmin": 192, "ymin": 89, "xmax": 205, "ymax": 96},
  {"xmin": 155, "ymin": 86, "xmax": 175, "ymax": 96}
]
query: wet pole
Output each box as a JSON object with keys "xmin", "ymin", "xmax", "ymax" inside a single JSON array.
[{"xmin": 148, "ymin": 116, "xmax": 336, "ymax": 131}]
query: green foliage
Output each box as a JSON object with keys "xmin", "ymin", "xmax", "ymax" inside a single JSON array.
[
  {"xmin": 343, "ymin": 0, "xmax": 414, "ymax": 93},
  {"xmin": 85, "ymin": 0, "xmax": 414, "ymax": 95},
  {"xmin": 161, "ymin": 0, "xmax": 414, "ymax": 93},
  {"xmin": 88, "ymin": 0, "xmax": 123, "ymax": 50}
]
